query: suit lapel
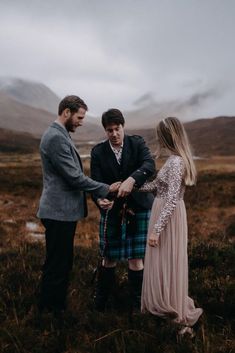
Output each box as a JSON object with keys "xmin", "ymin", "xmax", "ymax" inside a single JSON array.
[
  {"xmin": 120, "ymin": 135, "xmax": 131, "ymax": 178},
  {"xmin": 51, "ymin": 122, "xmax": 83, "ymax": 170},
  {"xmin": 103, "ymin": 140, "xmax": 121, "ymax": 180},
  {"xmin": 68, "ymin": 139, "xmax": 83, "ymax": 170}
]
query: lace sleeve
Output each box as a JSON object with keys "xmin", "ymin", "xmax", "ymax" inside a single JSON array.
[
  {"xmin": 137, "ymin": 178, "xmax": 158, "ymax": 192},
  {"xmin": 154, "ymin": 157, "xmax": 185, "ymax": 235}
]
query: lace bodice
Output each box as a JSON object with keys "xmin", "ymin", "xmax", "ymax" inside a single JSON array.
[{"xmin": 139, "ymin": 155, "xmax": 186, "ymax": 235}]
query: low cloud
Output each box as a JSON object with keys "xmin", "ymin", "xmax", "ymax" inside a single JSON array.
[{"xmin": 0, "ymin": 0, "xmax": 235, "ymax": 117}]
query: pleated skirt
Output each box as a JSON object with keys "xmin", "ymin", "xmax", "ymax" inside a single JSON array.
[{"xmin": 141, "ymin": 198, "xmax": 203, "ymax": 326}]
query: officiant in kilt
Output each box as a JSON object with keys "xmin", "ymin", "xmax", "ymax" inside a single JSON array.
[{"xmin": 90, "ymin": 108, "xmax": 155, "ymax": 312}]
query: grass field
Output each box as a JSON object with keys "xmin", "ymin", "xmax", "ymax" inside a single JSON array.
[{"xmin": 0, "ymin": 153, "xmax": 234, "ymax": 353}]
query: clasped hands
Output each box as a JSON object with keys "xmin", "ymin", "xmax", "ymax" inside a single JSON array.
[
  {"xmin": 100, "ymin": 178, "xmax": 160, "ymax": 247},
  {"xmin": 98, "ymin": 177, "xmax": 135, "ymax": 210}
]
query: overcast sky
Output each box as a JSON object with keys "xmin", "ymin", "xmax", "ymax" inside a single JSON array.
[{"xmin": 0, "ymin": 0, "xmax": 235, "ymax": 117}]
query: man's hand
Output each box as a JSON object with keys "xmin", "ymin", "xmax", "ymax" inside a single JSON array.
[
  {"xmin": 97, "ymin": 198, "xmax": 114, "ymax": 210},
  {"xmin": 117, "ymin": 177, "xmax": 135, "ymax": 197},
  {"xmin": 148, "ymin": 232, "xmax": 160, "ymax": 247},
  {"xmin": 109, "ymin": 181, "xmax": 122, "ymax": 193}
]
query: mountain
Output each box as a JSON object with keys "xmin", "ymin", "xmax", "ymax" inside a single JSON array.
[
  {"xmin": 123, "ymin": 89, "xmax": 220, "ymax": 129},
  {"xmin": 127, "ymin": 116, "xmax": 235, "ymax": 157},
  {"xmin": 0, "ymin": 77, "xmax": 234, "ymax": 156},
  {"xmin": 0, "ymin": 92, "xmax": 104, "ymax": 141},
  {"xmin": 0, "ymin": 77, "xmax": 104, "ymax": 141},
  {"xmin": 0, "ymin": 92, "xmax": 56, "ymax": 136},
  {"xmin": 185, "ymin": 116, "xmax": 235, "ymax": 156},
  {"xmin": 2, "ymin": 115, "xmax": 234, "ymax": 157},
  {"xmin": 0, "ymin": 77, "xmax": 60, "ymax": 114}
]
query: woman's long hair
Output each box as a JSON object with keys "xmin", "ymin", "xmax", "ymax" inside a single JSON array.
[{"xmin": 156, "ymin": 117, "xmax": 197, "ymax": 185}]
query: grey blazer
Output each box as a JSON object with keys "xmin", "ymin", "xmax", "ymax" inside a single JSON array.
[{"xmin": 37, "ymin": 122, "xmax": 109, "ymax": 222}]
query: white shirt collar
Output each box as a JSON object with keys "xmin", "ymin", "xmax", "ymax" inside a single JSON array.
[
  {"xmin": 109, "ymin": 140, "xmax": 124, "ymax": 152},
  {"xmin": 109, "ymin": 140, "xmax": 124, "ymax": 164}
]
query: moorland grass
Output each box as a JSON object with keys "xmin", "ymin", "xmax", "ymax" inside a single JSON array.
[
  {"xmin": 0, "ymin": 154, "xmax": 234, "ymax": 352},
  {"xmin": 0, "ymin": 240, "xmax": 234, "ymax": 353}
]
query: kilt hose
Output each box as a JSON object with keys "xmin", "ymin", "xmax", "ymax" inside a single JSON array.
[{"xmin": 99, "ymin": 210, "xmax": 151, "ymax": 260}]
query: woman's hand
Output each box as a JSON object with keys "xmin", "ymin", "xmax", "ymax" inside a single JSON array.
[
  {"xmin": 148, "ymin": 232, "xmax": 160, "ymax": 247},
  {"xmin": 117, "ymin": 177, "xmax": 135, "ymax": 197}
]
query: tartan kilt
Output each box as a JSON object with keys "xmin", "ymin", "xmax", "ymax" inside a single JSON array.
[{"xmin": 99, "ymin": 210, "xmax": 151, "ymax": 260}]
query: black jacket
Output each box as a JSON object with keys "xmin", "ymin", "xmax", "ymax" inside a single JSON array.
[{"xmin": 90, "ymin": 135, "xmax": 156, "ymax": 220}]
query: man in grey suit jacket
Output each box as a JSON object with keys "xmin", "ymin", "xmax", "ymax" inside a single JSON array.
[{"xmin": 37, "ymin": 95, "xmax": 116, "ymax": 315}]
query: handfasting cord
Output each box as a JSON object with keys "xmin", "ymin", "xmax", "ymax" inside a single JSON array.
[{"xmin": 91, "ymin": 207, "xmax": 110, "ymax": 283}]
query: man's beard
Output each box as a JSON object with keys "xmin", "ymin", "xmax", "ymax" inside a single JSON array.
[{"xmin": 65, "ymin": 117, "xmax": 75, "ymax": 132}]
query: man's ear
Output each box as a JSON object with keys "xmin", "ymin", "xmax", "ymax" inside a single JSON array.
[{"xmin": 64, "ymin": 108, "xmax": 71, "ymax": 119}]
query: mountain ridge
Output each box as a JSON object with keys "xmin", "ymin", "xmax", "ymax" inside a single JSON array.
[
  {"xmin": 0, "ymin": 77, "xmax": 234, "ymax": 156},
  {"xmin": 1, "ymin": 116, "xmax": 234, "ymax": 157},
  {"xmin": 0, "ymin": 77, "xmax": 60, "ymax": 114},
  {"xmin": 127, "ymin": 115, "xmax": 235, "ymax": 156}
]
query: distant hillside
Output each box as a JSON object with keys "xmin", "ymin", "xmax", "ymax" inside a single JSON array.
[
  {"xmin": 2, "ymin": 116, "xmax": 234, "ymax": 157},
  {"xmin": 0, "ymin": 76, "xmax": 234, "ymax": 156},
  {"xmin": 127, "ymin": 116, "xmax": 235, "ymax": 157},
  {"xmin": 0, "ymin": 77, "xmax": 60, "ymax": 114},
  {"xmin": 0, "ymin": 92, "xmax": 104, "ymax": 141},
  {"xmin": 0, "ymin": 92, "xmax": 56, "ymax": 136},
  {"xmin": 0, "ymin": 128, "xmax": 40, "ymax": 153},
  {"xmin": 185, "ymin": 116, "xmax": 235, "ymax": 156}
]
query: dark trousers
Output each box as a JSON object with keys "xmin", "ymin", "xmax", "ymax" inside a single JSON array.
[{"xmin": 39, "ymin": 219, "xmax": 77, "ymax": 312}]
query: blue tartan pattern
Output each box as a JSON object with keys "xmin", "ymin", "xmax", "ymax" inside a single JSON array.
[{"xmin": 99, "ymin": 210, "xmax": 151, "ymax": 260}]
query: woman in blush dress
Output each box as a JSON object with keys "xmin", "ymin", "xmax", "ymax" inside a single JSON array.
[{"xmin": 139, "ymin": 117, "xmax": 203, "ymax": 337}]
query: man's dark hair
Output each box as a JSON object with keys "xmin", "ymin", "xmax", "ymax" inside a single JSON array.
[
  {"xmin": 101, "ymin": 109, "xmax": 125, "ymax": 128},
  {"xmin": 58, "ymin": 95, "xmax": 88, "ymax": 115}
]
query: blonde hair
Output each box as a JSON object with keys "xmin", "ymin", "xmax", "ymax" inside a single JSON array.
[{"xmin": 156, "ymin": 117, "xmax": 197, "ymax": 185}]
